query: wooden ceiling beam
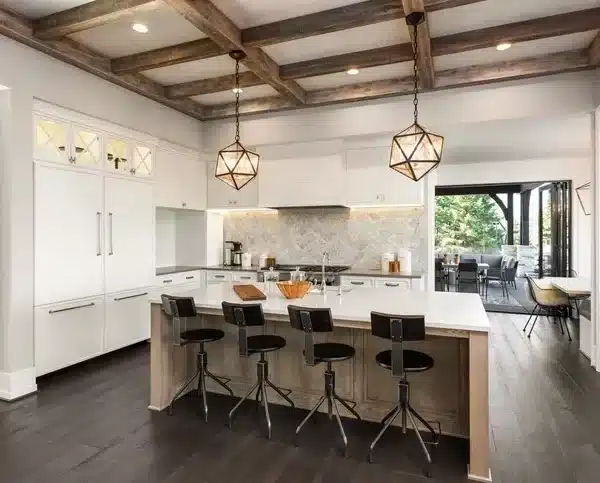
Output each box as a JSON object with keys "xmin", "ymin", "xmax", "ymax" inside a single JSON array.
[
  {"xmin": 166, "ymin": 71, "xmax": 263, "ymax": 99},
  {"xmin": 202, "ymin": 49, "xmax": 591, "ymax": 119},
  {"xmin": 588, "ymin": 32, "xmax": 600, "ymax": 66},
  {"xmin": 432, "ymin": 7, "xmax": 600, "ymax": 56},
  {"xmin": 242, "ymin": 0, "xmax": 485, "ymax": 48},
  {"xmin": 402, "ymin": 1, "xmax": 435, "ymax": 89},
  {"xmin": 111, "ymin": 38, "xmax": 225, "ymax": 74},
  {"xmin": 163, "ymin": 0, "xmax": 306, "ymax": 104},
  {"xmin": 33, "ymin": 0, "xmax": 160, "ymax": 40},
  {"xmin": 0, "ymin": 8, "xmax": 204, "ymax": 119}
]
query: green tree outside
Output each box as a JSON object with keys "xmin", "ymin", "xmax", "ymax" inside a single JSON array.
[{"xmin": 435, "ymin": 195, "xmax": 506, "ymax": 253}]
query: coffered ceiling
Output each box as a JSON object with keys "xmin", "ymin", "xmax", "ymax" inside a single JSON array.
[{"xmin": 0, "ymin": 0, "xmax": 598, "ymax": 121}]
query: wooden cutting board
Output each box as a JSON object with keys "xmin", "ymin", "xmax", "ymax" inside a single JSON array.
[{"xmin": 233, "ymin": 284, "xmax": 267, "ymax": 301}]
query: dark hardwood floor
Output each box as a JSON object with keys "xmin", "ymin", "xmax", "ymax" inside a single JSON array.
[{"xmin": 1, "ymin": 313, "xmax": 600, "ymax": 483}]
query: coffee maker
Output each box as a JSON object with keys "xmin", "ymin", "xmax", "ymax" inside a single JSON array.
[{"xmin": 224, "ymin": 240, "xmax": 243, "ymax": 266}]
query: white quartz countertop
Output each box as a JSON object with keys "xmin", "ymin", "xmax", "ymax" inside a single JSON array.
[{"xmin": 150, "ymin": 283, "xmax": 490, "ymax": 333}]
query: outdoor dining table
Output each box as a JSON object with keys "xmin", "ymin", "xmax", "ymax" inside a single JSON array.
[{"xmin": 442, "ymin": 262, "xmax": 490, "ymax": 270}]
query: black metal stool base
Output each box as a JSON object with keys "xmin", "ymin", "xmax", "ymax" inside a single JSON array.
[
  {"xmin": 228, "ymin": 354, "xmax": 294, "ymax": 440},
  {"xmin": 168, "ymin": 350, "xmax": 234, "ymax": 421},
  {"xmin": 368, "ymin": 379, "xmax": 440, "ymax": 478},
  {"xmin": 295, "ymin": 363, "xmax": 361, "ymax": 456}
]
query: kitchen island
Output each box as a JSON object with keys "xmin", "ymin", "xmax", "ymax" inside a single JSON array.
[{"xmin": 149, "ymin": 283, "xmax": 491, "ymax": 482}]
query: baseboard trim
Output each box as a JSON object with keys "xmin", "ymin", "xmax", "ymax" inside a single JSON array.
[
  {"xmin": 0, "ymin": 367, "xmax": 37, "ymax": 401},
  {"xmin": 467, "ymin": 465, "xmax": 492, "ymax": 482}
]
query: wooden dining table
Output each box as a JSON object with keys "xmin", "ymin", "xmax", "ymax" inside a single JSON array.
[{"xmin": 541, "ymin": 277, "xmax": 591, "ymax": 298}]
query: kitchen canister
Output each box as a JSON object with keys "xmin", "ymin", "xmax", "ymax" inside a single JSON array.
[
  {"xmin": 381, "ymin": 252, "xmax": 394, "ymax": 273},
  {"xmin": 259, "ymin": 253, "xmax": 268, "ymax": 269},
  {"xmin": 241, "ymin": 252, "xmax": 252, "ymax": 268},
  {"xmin": 396, "ymin": 248, "xmax": 412, "ymax": 272}
]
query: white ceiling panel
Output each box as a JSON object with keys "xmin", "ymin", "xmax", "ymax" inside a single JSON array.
[
  {"xmin": 215, "ymin": 0, "xmax": 365, "ymax": 29},
  {"xmin": 68, "ymin": 4, "xmax": 205, "ymax": 58},
  {"xmin": 192, "ymin": 85, "xmax": 279, "ymax": 106},
  {"xmin": 298, "ymin": 62, "xmax": 414, "ymax": 91},
  {"xmin": 2, "ymin": 0, "xmax": 94, "ymax": 19},
  {"xmin": 263, "ymin": 19, "xmax": 411, "ymax": 65},
  {"xmin": 435, "ymin": 31, "xmax": 598, "ymax": 71},
  {"xmin": 144, "ymin": 55, "xmax": 249, "ymax": 85},
  {"xmin": 429, "ymin": 0, "xmax": 600, "ymax": 38}
]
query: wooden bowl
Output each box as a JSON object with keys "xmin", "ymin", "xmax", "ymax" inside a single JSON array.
[{"xmin": 276, "ymin": 281, "xmax": 312, "ymax": 299}]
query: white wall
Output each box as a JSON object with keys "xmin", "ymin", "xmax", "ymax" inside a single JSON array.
[
  {"xmin": 0, "ymin": 35, "xmax": 202, "ymax": 396},
  {"xmin": 155, "ymin": 209, "xmax": 177, "ymax": 268}
]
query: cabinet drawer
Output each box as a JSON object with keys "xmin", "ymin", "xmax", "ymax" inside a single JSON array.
[
  {"xmin": 105, "ymin": 290, "xmax": 150, "ymax": 353},
  {"xmin": 155, "ymin": 271, "xmax": 202, "ymax": 287},
  {"xmin": 35, "ymin": 297, "xmax": 105, "ymax": 376},
  {"xmin": 206, "ymin": 271, "xmax": 232, "ymax": 283},
  {"xmin": 374, "ymin": 279, "xmax": 412, "ymax": 289},
  {"xmin": 341, "ymin": 277, "xmax": 374, "ymax": 288},
  {"xmin": 232, "ymin": 272, "xmax": 258, "ymax": 282}
]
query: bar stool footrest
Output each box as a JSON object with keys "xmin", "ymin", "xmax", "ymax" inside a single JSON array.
[{"xmin": 422, "ymin": 420, "xmax": 442, "ymax": 447}]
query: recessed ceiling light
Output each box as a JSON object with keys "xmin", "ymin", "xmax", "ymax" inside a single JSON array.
[
  {"xmin": 347, "ymin": 68, "xmax": 360, "ymax": 75},
  {"xmin": 496, "ymin": 42, "xmax": 512, "ymax": 51},
  {"xmin": 232, "ymin": 87, "xmax": 243, "ymax": 94},
  {"xmin": 132, "ymin": 23, "xmax": 149, "ymax": 34}
]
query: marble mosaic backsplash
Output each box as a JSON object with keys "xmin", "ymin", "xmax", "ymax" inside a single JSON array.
[{"xmin": 223, "ymin": 207, "xmax": 426, "ymax": 269}]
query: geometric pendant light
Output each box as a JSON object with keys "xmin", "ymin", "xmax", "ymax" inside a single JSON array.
[
  {"xmin": 390, "ymin": 12, "xmax": 443, "ymax": 182},
  {"xmin": 215, "ymin": 50, "xmax": 260, "ymax": 190}
]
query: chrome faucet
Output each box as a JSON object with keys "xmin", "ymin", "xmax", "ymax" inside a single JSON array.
[{"xmin": 320, "ymin": 251, "xmax": 330, "ymax": 293}]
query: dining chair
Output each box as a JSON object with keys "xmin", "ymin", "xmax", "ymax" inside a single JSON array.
[{"xmin": 522, "ymin": 275, "xmax": 571, "ymax": 341}]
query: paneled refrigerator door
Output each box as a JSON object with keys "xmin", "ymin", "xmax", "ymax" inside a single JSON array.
[
  {"xmin": 104, "ymin": 177, "xmax": 154, "ymax": 293},
  {"xmin": 34, "ymin": 165, "xmax": 105, "ymax": 305}
]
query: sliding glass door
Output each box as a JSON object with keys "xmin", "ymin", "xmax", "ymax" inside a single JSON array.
[{"xmin": 538, "ymin": 182, "xmax": 570, "ymax": 277}]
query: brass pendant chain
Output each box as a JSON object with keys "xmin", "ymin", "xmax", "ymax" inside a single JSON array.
[
  {"xmin": 235, "ymin": 58, "xmax": 240, "ymax": 143},
  {"xmin": 412, "ymin": 22, "xmax": 419, "ymax": 126}
]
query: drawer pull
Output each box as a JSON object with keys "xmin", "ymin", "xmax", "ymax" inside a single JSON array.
[
  {"xmin": 350, "ymin": 281, "xmax": 365, "ymax": 285},
  {"xmin": 215, "ymin": 275, "xmax": 225, "ymax": 279},
  {"xmin": 385, "ymin": 282, "xmax": 400, "ymax": 287},
  {"xmin": 114, "ymin": 292, "xmax": 148, "ymax": 301},
  {"xmin": 163, "ymin": 279, "xmax": 173, "ymax": 284},
  {"xmin": 49, "ymin": 302, "xmax": 95, "ymax": 314},
  {"xmin": 185, "ymin": 276, "xmax": 195, "ymax": 280},
  {"xmin": 240, "ymin": 276, "xmax": 252, "ymax": 280}
]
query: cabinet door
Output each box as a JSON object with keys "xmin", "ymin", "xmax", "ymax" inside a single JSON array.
[
  {"xmin": 35, "ymin": 296, "xmax": 105, "ymax": 376},
  {"xmin": 132, "ymin": 143, "xmax": 153, "ymax": 178},
  {"xmin": 340, "ymin": 276, "xmax": 374, "ymax": 288},
  {"xmin": 35, "ymin": 166, "xmax": 104, "ymax": 305},
  {"xmin": 182, "ymin": 157, "xmax": 206, "ymax": 210},
  {"xmin": 207, "ymin": 162, "xmax": 258, "ymax": 209},
  {"xmin": 374, "ymin": 278, "xmax": 412, "ymax": 289},
  {"xmin": 105, "ymin": 136, "xmax": 132, "ymax": 175},
  {"xmin": 206, "ymin": 271, "xmax": 232, "ymax": 283},
  {"xmin": 105, "ymin": 178, "xmax": 154, "ymax": 293},
  {"xmin": 105, "ymin": 290, "xmax": 150, "ymax": 352},
  {"xmin": 154, "ymin": 148, "xmax": 183, "ymax": 209},
  {"xmin": 232, "ymin": 272, "xmax": 258, "ymax": 282},
  {"xmin": 72, "ymin": 123, "xmax": 102, "ymax": 168},
  {"xmin": 34, "ymin": 115, "xmax": 70, "ymax": 164}
]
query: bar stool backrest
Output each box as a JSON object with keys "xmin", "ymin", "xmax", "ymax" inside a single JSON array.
[
  {"xmin": 370, "ymin": 312, "xmax": 425, "ymax": 377},
  {"xmin": 288, "ymin": 306, "xmax": 334, "ymax": 366},
  {"xmin": 222, "ymin": 301, "xmax": 265, "ymax": 357},
  {"xmin": 161, "ymin": 295, "xmax": 197, "ymax": 346}
]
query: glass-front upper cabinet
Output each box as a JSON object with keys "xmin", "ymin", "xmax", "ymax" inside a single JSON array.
[
  {"xmin": 131, "ymin": 143, "xmax": 153, "ymax": 177},
  {"xmin": 34, "ymin": 115, "xmax": 70, "ymax": 164},
  {"xmin": 72, "ymin": 124, "xmax": 102, "ymax": 168},
  {"xmin": 106, "ymin": 137, "xmax": 131, "ymax": 175}
]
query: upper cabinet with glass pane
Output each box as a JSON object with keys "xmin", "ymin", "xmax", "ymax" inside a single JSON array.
[
  {"xmin": 34, "ymin": 115, "xmax": 70, "ymax": 164},
  {"xmin": 106, "ymin": 137, "xmax": 132, "ymax": 175},
  {"xmin": 131, "ymin": 144, "xmax": 153, "ymax": 177},
  {"xmin": 72, "ymin": 124, "xmax": 102, "ymax": 168}
]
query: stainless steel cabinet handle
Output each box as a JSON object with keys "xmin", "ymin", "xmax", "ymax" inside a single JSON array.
[
  {"xmin": 350, "ymin": 281, "xmax": 365, "ymax": 285},
  {"xmin": 240, "ymin": 276, "xmax": 251, "ymax": 280},
  {"xmin": 163, "ymin": 279, "xmax": 173, "ymax": 284},
  {"xmin": 385, "ymin": 282, "xmax": 400, "ymax": 287},
  {"xmin": 215, "ymin": 275, "xmax": 225, "ymax": 279},
  {"xmin": 49, "ymin": 302, "xmax": 95, "ymax": 314},
  {"xmin": 108, "ymin": 212, "xmax": 114, "ymax": 255},
  {"xmin": 185, "ymin": 276, "xmax": 195, "ymax": 280},
  {"xmin": 96, "ymin": 212, "xmax": 102, "ymax": 256},
  {"xmin": 114, "ymin": 292, "xmax": 148, "ymax": 301}
]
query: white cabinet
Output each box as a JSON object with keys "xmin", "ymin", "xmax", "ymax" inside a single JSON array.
[
  {"xmin": 232, "ymin": 272, "xmax": 258, "ymax": 282},
  {"xmin": 155, "ymin": 148, "xmax": 206, "ymax": 210},
  {"xmin": 374, "ymin": 278, "xmax": 412, "ymax": 289},
  {"xmin": 346, "ymin": 147, "xmax": 423, "ymax": 206},
  {"xmin": 104, "ymin": 290, "xmax": 150, "ymax": 353},
  {"xmin": 207, "ymin": 162, "xmax": 258, "ymax": 209},
  {"xmin": 341, "ymin": 276, "xmax": 417, "ymax": 290},
  {"xmin": 206, "ymin": 271, "xmax": 233, "ymax": 284},
  {"xmin": 105, "ymin": 136, "xmax": 153, "ymax": 178},
  {"xmin": 35, "ymin": 165, "xmax": 105, "ymax": 306},
  {"xmin": 259, "ymin": 155, "xmax": 346, "ymax": 207},
  {"xmin": 35, "ymin": 296, "xmax": 105, "ymax": 376},
  {"xmin": 105, "ymin": 177, "xmax": 154, "ymax": 294},
  {"xmin": 155, "ymin": 270, "xmax": 203, "ymax": 287},
  {"xmin": 340, "ymin": 276, "xmax": 374, "ymax": 288}
]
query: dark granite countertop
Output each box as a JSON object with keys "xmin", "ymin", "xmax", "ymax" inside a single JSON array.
[
  {"xmin": 342, "ymin": 267, "xmax": 423, "ymax": 279},
  {"xmin": 156, "ymin": 266, "xmax": 204, "ymax": 276}
]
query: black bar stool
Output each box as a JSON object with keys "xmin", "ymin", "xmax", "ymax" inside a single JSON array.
[
  {"xmin": 160, "ymin": 295, "xmax": 233, "ymax": 420},
  {"xmin": 288, "ymin": 305, "xmax": 361, "ymax": 456},
  {"xmin": 368, "ymin": 312, "xmax": 440, "ymax": 477},
  {"xmin": 222, "ymin": 301, "xmax": 294, "ymax": 440}
]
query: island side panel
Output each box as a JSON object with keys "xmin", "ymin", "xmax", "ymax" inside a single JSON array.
[{"xmin": 468, "ymin": 331, "xmax": 491, "ymax": 482}]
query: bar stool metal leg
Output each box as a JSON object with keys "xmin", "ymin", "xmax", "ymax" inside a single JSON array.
[
  {"xmin": 228, "ymin": 380, "xmax": 260, "ymax": 428},
  {"xmin": 168, "ymin": 368, "xmax": 200, "ymax": 415}
]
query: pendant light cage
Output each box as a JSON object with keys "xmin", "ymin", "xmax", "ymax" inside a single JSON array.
[
  {"xmin": 390, "ymin": 12, "xmax": 443, "ymax": 182},
  {"xmin": 576, "ymin": 182, "xmax": 591, "ymax": 216},
  {"xmin": 216, "ymin": 50, "xmax": 259, "ymax": 191}
]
